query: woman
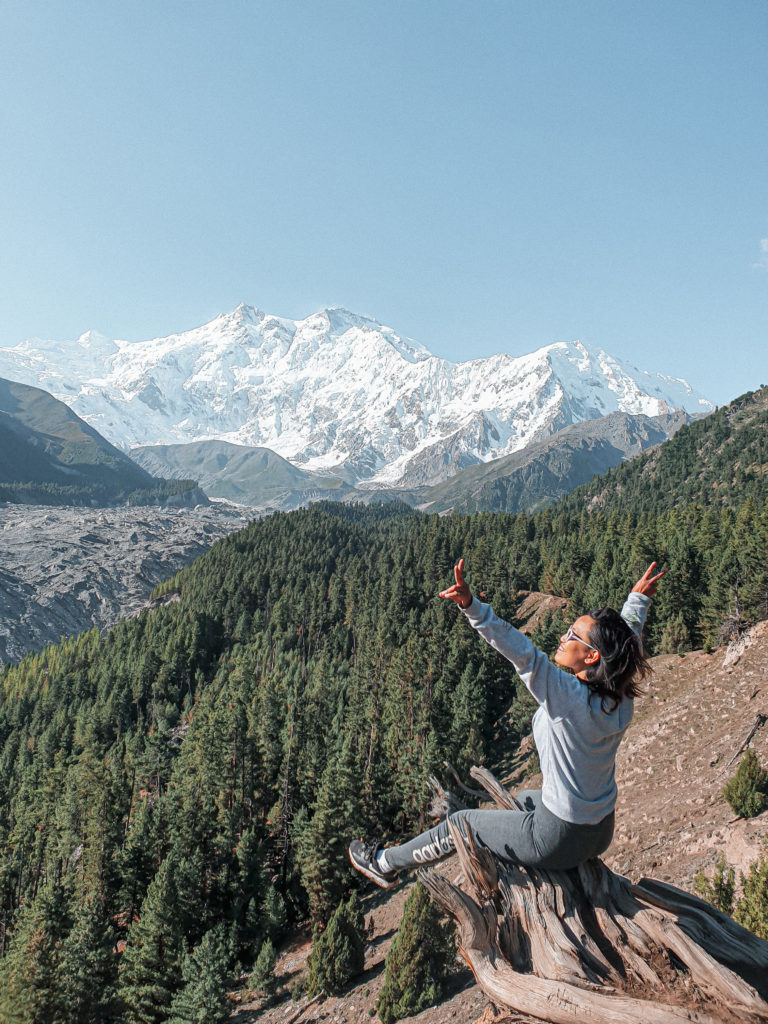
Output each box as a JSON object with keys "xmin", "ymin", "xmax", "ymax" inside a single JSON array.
[{"xmin": 349, "ymin": 559, "xmax": 665, "ymax": 888}]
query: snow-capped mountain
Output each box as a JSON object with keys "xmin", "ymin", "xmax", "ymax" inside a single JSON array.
[{"xmin": 0, "ymin": 304, "xmax": 713, "ymax": 487}]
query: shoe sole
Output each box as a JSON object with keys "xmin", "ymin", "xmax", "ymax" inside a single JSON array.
[{"xmin": 348, "ymin": 848, "xmax": 399, "ymax": 889}]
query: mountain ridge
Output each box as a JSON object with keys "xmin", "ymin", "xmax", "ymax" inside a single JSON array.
[
  {"xmin": 131, "ymin": 408, "xmax": 693, "ymax": 514},
  {"xmin": 416, "ymin": 407, "xmax": 694, "ymax": 513},
  {"xmin": 0, "ymin": 304, "xmax": 713, "ymax": 487}
]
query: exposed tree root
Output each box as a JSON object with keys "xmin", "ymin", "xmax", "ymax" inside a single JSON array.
[{"xmin": 420, "ymin": 768, "xmax": 768, "ymax": 1024}]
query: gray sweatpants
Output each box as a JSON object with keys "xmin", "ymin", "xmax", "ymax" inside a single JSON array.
[{"xmin": 384, "ymin": 790, "xmax": 615, "ymax": 873}]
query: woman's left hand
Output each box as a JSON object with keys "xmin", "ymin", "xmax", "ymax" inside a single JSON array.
[{"xmin": 631, "ymin": 561, "xmax": 667, "ymax": 597}]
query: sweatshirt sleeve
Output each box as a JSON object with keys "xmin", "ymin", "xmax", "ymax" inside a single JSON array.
[
  {"xmin": 461, "ymin": 597, "xmax": 583, "ymax": 717},
  {"xmin": 619, "ymin": 592, "xmax": 651, "ymax": 636}
]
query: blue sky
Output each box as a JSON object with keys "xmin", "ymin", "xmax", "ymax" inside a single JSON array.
[{"xmin": 1, "ymin": 1, "xmax": 766, "ymax": 404}]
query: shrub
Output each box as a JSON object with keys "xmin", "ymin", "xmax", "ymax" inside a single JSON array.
[
  {"xmin": 694, "ymin": 841, "xmax": 768, "ymax": 941},
  {"xmin": 305, "ymin": 893, "xmax": 364, "ymax": 997},
  {"xmin": 376, "ymin": 882, "xmax": 456, "ymax": 1024},
  {"xmin": 693, "ymin": 855, "xmax": 735, "ymax": 914},
  {"xmin": 734, "ymin": 841, "xmax": 768, "ymax": 940},
  {"xmin": 723, "ymin": 749, "xmax": 768, "ymax": 819}
]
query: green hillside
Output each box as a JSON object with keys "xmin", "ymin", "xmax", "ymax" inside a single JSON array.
[
  {"xmin": 559, "ymin": 386, "xmax": 768, "ymax": 516},
  {"xmin": 1, "ymin": 388, "xmax": 767, "ymax": 1021},
  {"xmin": 131, "ymin": 439, "xmax": 352, "ymax": 507},
  {"xmin": 0, "ymin": 377, "xmax": 202, "ymax": 506}
]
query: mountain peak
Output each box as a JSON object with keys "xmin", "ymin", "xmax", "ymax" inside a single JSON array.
[
  {"xmin": 306, "ymin": 306, "xmax": 372, "ymax": 331},
  {"xmin": 230, "ymin": 303, "xmax": 263, "ymax": 324},
  {"xmin": 75, "ymin": 329, "xmax": 114, "ymax": 352}
]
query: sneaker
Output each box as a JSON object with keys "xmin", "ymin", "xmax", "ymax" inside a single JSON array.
[{"xmin": 348, "ymin": 839, "xmax": 399, "ymax": 889}]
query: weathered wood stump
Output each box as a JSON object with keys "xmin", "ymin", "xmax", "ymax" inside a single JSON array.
[{"xmin": 420, "ymin": 768, "xmax": 768, "ymax": 1024}]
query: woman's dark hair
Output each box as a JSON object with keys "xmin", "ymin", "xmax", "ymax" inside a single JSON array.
[{"xmin": 584, "ymin": 607, "xmax": 652, "ymax": 712}]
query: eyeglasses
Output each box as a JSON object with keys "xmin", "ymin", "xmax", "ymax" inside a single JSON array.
[{"xmin": 563, "ymin": 625, "xmax": 598, "ymax": 652}]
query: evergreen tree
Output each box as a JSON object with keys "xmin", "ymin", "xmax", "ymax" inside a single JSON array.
[
  {"xmin": 248, "ymin": 936, "xmax": 277, "ymax": 998},
  {"xmin": 693, "ymin": 856, "xmax": 735, "ymax": 915},
  {"xmin": 297, "ymin": 740, "xmax": 361, "ymax": 924},
  {"xmin": 376, "ymin": 882, "xmax": 455, "ymax": 1024},
  {"xmin": 118, "ymin": 853, "xmax": 184, "ymax": 1024},
  {"xmin": 166, "ymin": 924, "xmax": 231, "ymax": 1024},
  {"xmin": 60, "ymin": 891, "xmax": 117, "ymax": 1024},
  {"xmin": 0, "ymin": 878, "xmax": 70, "ymax": 1024},
  {"xmin": 735, "ymin": 841, "xmax": 768, "ymax": 940},
  {"xmin": 304, "ymin": 892, "xmax": 365, "ymax": 997},
  {"xmin": 449, "ymin": 661, "xmax": 488, "ymax": 774},
  {"xmin": 262, "ymin": 883, "xmax": 288, "ymax": 939},
  {"xmin": 234, "ymin": 826, "xmax": 267, "ymax": 960},
  {"xmin": 657, "ymin": 610, "xmax": 690, "ymax": 655}
]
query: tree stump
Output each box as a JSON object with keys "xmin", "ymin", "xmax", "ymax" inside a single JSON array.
[{"xmin": 419, "ymin": 769, "xmax": 768, "ymax": 1024}]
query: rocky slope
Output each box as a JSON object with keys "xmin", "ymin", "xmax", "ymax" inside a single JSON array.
[
  {"xmin": 234, "ymin": 614, "xmax": 768, "ymax": 1024},
  {"xmin": 0, "ymin": 502, "xmax": 250, "ymax": 664},
  {"xmin": 0, "ymin": 304, "xmax": 713, "ymax": 487}
]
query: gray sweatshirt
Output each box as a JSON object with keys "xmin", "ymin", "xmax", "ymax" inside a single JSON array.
[{"xmin": 462, "ymin": 592, "xmax": 650, "ymax": 825}]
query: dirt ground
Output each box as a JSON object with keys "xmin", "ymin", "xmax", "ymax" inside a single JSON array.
[
  {"xmin": 232, "ymin": 618, "xmax": 768, "ymax": 1024},
  {"xmin": 608, "ymin": 619, "xmax": 768, "ymax": 889}
]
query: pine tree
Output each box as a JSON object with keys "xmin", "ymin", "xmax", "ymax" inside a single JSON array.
[
  {"xmin": 166, "ymin": 924, "xmax": 231, "ymax": 1024},
  {"xmin": 658, "ymin": 610, "xmax": 690, "ymax": 655},
  {"xmin": 262, "ymin": 883, "xmax": 288, "ymax": 939},
  {"xmin": 0, "ymin": 878, "xmax": 70, "ymax": 1024},
  {"xmin": 248, "ymin": 936, "xmax": 277, "ymax": 998},
  {"xmin": 297, "ymin": 742, "xmax": 361, "ymax": 924},
  {"xmin": 693, "ymin": 856, "xmax": 735, "ymax": 915},
  {"xmin": 234, "ymin": 825, "xmax": 266, "ymax": 961},
  {"xmin": 376, "ymin": 882, "xmax": 455, "ymax": 1024},
  {"xmin": 118, "ymin": 852, "xmax": 184, "ymax": 1024},
  {"xmin": 304, "ymin": 892, "xmax": 365, "ymax": 997},
  {"xmin": 449, "ymin": 661, "xmax": 488, "ymax": 774},
  {"xmin": 735, "ymin": 842, "xmax": 768, "ymax": 940},
  {"xmin": 60, "ymin": 891, "xmax": 117, "ymax": 1024}
]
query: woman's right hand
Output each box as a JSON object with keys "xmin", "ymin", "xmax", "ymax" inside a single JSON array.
[
  {"xmin": 631, "ymin": 561, "xmax": 667, "ymax": 598},
  {"xmin": 439, "ymin": 558, "xmax": 473, "ymax": 609}
]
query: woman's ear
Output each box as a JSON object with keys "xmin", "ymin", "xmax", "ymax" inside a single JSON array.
[{"xmin": 585, "ymin": 649, "xmax": 601, "ymax": 666}]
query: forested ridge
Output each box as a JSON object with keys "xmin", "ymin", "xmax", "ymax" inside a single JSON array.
[
  {"xmin": 1, "ymin": 388, "xmax": 768, "ymax": 1022},
  {"xmin": 561, "ymin": 385, "xmax": 768, "ymax": 516}
]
